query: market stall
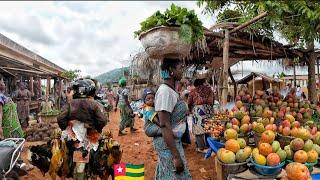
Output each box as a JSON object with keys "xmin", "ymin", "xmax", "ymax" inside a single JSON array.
[{"xmin": 203, "ymin": 88, "xmax": 320, "ymax": 179}]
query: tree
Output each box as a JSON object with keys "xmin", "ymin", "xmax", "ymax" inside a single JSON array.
[
  {"xmin": 197, "ymin": 0, "xmax": 320, "ymax": 103},
  {"xmin": 60, "ymin": 69, "xmax": 81, "ymax": 81}
]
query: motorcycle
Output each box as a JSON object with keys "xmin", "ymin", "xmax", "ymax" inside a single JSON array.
[{"xmin": 0, "ymin": 138, "xmax": 27, "ymax": 180}]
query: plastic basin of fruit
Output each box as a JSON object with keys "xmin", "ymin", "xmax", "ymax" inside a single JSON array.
[
  {"xmin": 207, "ymin": 137, "xmax": 224, "ymax": 153},
  {"xmin": 287, "ymin": 160, "xmax": 318, "ymax": 172},
  {"xmin": 250, "ymin": 157, "xmax": 285, "ymax": 176}
]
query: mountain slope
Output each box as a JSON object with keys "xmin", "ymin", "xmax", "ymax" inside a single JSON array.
[{"xmin": 95, "ymin": 67, "xmax": 129, "ymax": 84}]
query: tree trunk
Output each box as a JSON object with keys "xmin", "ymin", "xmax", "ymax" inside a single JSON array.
[{"xmin": 307, "ymin": 42, "xmax": 317, "ymax": 104}]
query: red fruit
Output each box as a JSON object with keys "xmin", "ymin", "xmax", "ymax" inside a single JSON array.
[
  {"xmin": 259, "ymin": 143, "xmax": 273, "ymax": 156},
  {"xmin": 235, "ymin": 95, "xmax": 241, "ymax": 101},
  {"xmin": 311, "ymin": 127, "xmax": 317, "ymax": 135},
  {"xmin": 282, "ymin": 120, "xmax": 291, "ymax": 128},
  {"xmin": 278, "ymin": 125, "xmax": 283, "ymax": 134},
  {"xmin": 292, "ymin": 121, "xmax": 300, "ymax": 128},
  {"xmin": 278, "ymin": 111, "xmax": 285, "ymax": 118},
  {"xmin": 283, "ymin": 127, "xmax": 291, "ymax": 136},
  {"xmin": 267, "ymin": 153, "xmax": 281, "ymax": 166},
  {"xmin": 261, "ymin": 130, "xmax": 276, "ymax": 144},
  {"xmin": 272, "ymin": 124, "xmax": 277, "ymax": 131},
  {"xmin": 231, "ymin": 118, "xmax": 240, "ymax": 126},
  {"xmin": 265, "ymin": 124, "xmax": 273, "ymax": 131},
  {"xmin": 299, "ymin": 108, "xmax": 306, "ymax": 114}
]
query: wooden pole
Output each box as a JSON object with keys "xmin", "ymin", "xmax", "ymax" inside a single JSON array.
[
  {"xmin": 293, "ymin": 64, "xmax": 297, "ymax": 87},
  {"xmin": 229, "ymin": 12, "xmax": 268, "ymax": 34},
  {"xmin": 252, "ymin": 74, "xmax": 255, "ymax": 96},
  {"xmin": 46, "ymin": 76, "xmax": 50, "ymax": 102},
  {"xmin": 58, "ymin": 78, "xmax": 62, "ymax": 110},
  {"xmin": 222, "ymin": 29, "xmax": 230, "ymax": 107},
  {"xmin": 317, "ymin": 58, "xmax": 320, "ymax": 83},
  {"xmin": 30, "ymin": 76, "xmax": 34, "ymax": 98},
  {"xmin": 228, "ymin": 67, "xmax": 237, "ymax": 101}
]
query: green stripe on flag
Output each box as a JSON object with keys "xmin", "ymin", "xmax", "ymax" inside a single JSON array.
[
  {"xmin": 126, "ymin": 164, "xmax": 144, "ymax": 169},
  {"xmin": 126, "ymin": 172, "xmax": 144, "ymax": 177}
]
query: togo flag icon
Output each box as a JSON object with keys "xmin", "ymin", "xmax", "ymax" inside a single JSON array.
[{"xmin": 114, "ymin": 163, "xmax": 144, "ymax": 180}]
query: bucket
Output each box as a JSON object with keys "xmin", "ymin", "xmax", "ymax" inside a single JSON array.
[{"xmin": 215, "ymin": 157, "xmax": 248, "ymax": 180}]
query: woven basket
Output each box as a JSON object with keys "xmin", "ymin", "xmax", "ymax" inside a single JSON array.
[{"xmin": 139, "ymin": 26, "xmax": 192, "ymax": 59}]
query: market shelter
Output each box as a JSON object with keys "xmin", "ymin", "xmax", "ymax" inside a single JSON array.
[
  {"xmin": 0, "ymin": 33, "xmax": 65, "ymax": 111},
  {"xmin": 235, "ymin": 72, "xmax": 283, "ymax": 97}
]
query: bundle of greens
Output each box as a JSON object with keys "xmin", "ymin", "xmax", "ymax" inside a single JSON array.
[{"xmin": 134, "ymin": 4, "xmax": 204, "ymax": 44}]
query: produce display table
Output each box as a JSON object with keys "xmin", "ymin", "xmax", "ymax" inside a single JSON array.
[{"xmin": 227, "ymin": 167, "xmax": 320, "ymax": 179}]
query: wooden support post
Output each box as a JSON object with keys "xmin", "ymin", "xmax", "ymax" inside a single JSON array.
[
  {"xmin": 46, "ymin": 77, "xmax": 51, "ymax": 102},
  {"xmin": 317, "ymin": 58, "xmax": 320, "ymax": 83},
  {"xmin": 228, "ymin": 67, "xmax": 236, "ymax": 101},
  {"xmin": 252, "ymin": 74, "xmax": 255, "ymax": 96},
  {"xmin": 293, "ymin": 64, "xmax": 297, "ymax": 87},
  {"xmin": 58, "ymin": 78, "xmax": 62, "ymax": 110},
  {"xmin": 30, "ymin": 76, "xmax": 34, "ymax": 97},
  {"xmin": 222, "ymin": 29, "xmax": 230, "ymax": 107}
]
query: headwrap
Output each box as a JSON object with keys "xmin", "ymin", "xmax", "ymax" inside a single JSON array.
[
  {"xmin": 118, "ymin": 78, "xmax": 127, "ymax": 87},
  {"xmin": 143, "ymin": 88, "xmax": 155, "ymax": 102}
]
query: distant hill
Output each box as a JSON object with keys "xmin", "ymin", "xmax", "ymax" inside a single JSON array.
[{"xmin": 95, "ymin": 67, "xmax": 129, "ymax": 84}]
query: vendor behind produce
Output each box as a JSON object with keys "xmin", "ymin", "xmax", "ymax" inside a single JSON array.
[{"xmin": 187, "ymin": 75, "xmax": 214, "ymax": 153}]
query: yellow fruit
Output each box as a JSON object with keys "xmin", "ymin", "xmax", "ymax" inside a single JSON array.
[
  {"xmin": 243, "ymin": 146, "xmax": 252, "ymax": 156},
  {"xmin": 255, "ymin": 154, "xmax": 267, "ymax": 166},
  {"xmin": 252, "ymin": 148, "xmax": 259, "ymax": 157}
]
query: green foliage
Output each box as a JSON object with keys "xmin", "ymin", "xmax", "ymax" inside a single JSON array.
[
  {"xmin": 216, "ymin": 9, "xmax": 243, "ymax": 23},
  {"xmin": 60, "ymin": 69, "xmax": 81, "ymax": 81},
  {"xmin": 197, "ymin": 0, "xmax": 320, "ymax": 47},
  {"xmin": 134, "ymin": 3, "xmax": 204, "ymax": 43},
  {"xmin": 95, "ymin": 67, "xmax": 129, "ymax": 84},
  {"xmin": 39, "ymin": 109, "xmax": 60, "ymax": 117}
]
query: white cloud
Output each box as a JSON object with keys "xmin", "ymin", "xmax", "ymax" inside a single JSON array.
[{"xmin": 0, "ymin": 1, "xmax": 215, "ymax": 76}]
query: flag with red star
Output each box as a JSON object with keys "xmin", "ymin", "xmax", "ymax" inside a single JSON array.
[{"xmin": 114, "ymin": 163, "xmax": 144, "ymax": 180}]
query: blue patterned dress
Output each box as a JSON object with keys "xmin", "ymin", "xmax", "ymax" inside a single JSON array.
[{"xmin": 152, "ymin": 100, "xmax": 192, "ymax": 180}]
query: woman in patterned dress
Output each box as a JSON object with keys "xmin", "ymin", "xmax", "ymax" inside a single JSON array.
[
  {"xmin": 153, "ymin": 58, "xmax": 192, "ymax": 180},
  {"xmin": 188, "ymin": 77, "xmax": 214, "ymax": 153},
  {"xmin": 0, "ymin": 80, "xmax": 24, "ymax": 139},
  {"xmin": 115, "ymin": 78, "xmax": 137, "ymax": 136}
]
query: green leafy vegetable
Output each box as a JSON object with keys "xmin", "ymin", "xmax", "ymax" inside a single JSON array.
[{"xmin": 134, "ymin": 4, "xmax": 204, "ymax": 43}]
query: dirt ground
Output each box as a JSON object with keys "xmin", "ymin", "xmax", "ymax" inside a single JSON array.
[{"xmin": 21, "ymin": 111, "xmax": 216, "ymax": 180}]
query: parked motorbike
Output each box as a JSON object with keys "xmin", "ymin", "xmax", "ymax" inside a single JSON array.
[{"xmin": 0, "ymin": 138, "xmax": 27, "ymax": 180}]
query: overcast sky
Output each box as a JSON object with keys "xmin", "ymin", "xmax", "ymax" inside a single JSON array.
[{"xmin": 0, "ymin": 1, "xmax": 216, "ymax": 76}]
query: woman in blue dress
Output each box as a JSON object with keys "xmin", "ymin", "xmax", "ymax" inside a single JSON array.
[{"xmin": 149, "ymin": 58, "xmax": 192, "ymax": 180}]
